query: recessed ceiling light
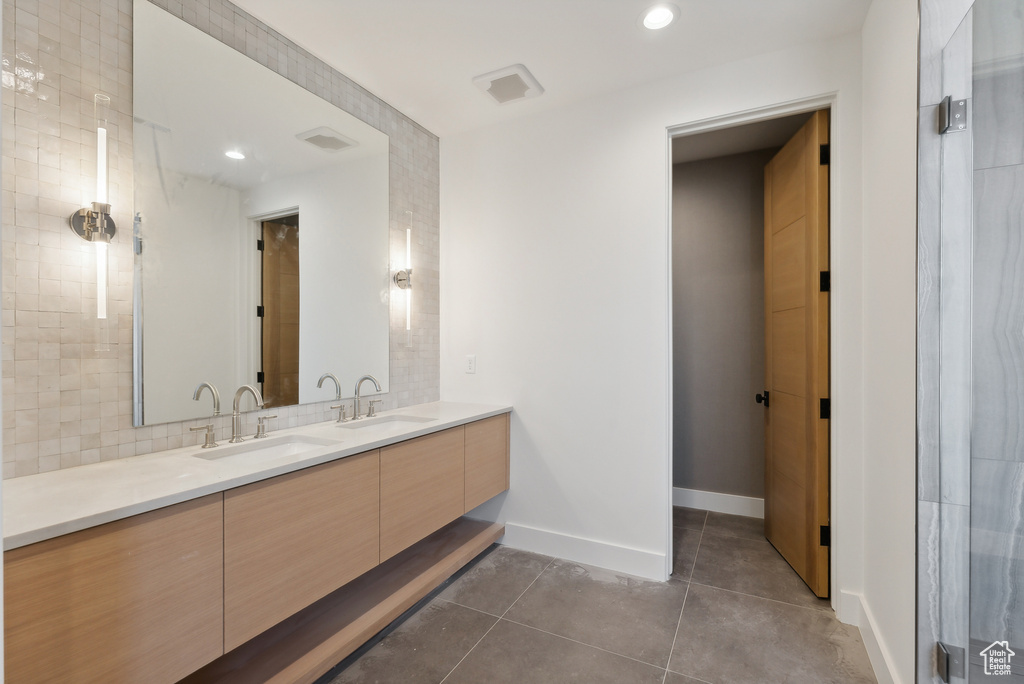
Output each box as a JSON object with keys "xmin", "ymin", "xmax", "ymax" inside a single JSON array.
[
  {"xmin": 641, "ymin": 4, "xmax": 679, "ymax": 30},
  {"xmin": 225, "ymin": 150, "xmax": 245, "ymax": 160}
]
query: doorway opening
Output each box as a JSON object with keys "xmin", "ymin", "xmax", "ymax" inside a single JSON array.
[
  {"xmin": 669, "ymin": 108, "xmax": 831, "ymax": 599},
  {"xmin": 260, "ymin": 213, "xmax": 300, "ymax": 409}
]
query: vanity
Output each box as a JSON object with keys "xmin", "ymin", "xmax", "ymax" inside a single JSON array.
[{"xmin": 3, "ymin": 403, "xmax": 510, "ymax": 684}]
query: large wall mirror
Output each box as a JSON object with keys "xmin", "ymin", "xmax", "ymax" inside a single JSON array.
[{"xmin": 133, "ymin": 0, "xmax": 391, "ymax": 426}]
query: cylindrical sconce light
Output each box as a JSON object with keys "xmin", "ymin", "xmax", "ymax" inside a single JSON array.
[
  {"xmin": 69, "ymin": 93, "xmax": 116, "ymax": 321},
  {"xmin": 394, "ymin": 211, "xmax": 413, "ymax": 331}
]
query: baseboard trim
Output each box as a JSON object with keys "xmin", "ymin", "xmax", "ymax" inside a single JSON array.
[
  {"xmin": 841, "ymin": 590, "xmax": 901, "ymax": 684},
  {"xmin": 501, "ymin": 522, "xmax": 667, "ymax": 581},
  {"xmin": 672, "ymin": 487, "xmax": 764, "ymax": 518}
]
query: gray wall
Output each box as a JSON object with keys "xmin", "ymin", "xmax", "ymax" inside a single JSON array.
[{"xmin": 671, "ymin": 149, "xmax": 777, "ymax": 498}]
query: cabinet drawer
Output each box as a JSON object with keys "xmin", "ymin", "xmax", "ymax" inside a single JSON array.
[
  {"xmin": 465, "ymin": 413, "xmax": 510, "ymax": 511},
  {"xmin": 4, "ymin": 494, "xmax": 224, "ymax": 684},
  {"xmin": 223, "ymin": 451, "xmax": 380, "ymax": 650},
  {"xmin": 380, "ymin": 427, "xmax": 465, "ymax": 561}
]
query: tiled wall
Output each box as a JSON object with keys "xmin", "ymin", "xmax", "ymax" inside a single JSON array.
[{"xmin": 1, "ymin": 0, "xmax": 440, "ymax": 478}]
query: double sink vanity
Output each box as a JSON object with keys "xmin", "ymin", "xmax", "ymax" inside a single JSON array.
[{"xmin": 4, "ymin": 402, "xmax": 511, "ymax": 684}]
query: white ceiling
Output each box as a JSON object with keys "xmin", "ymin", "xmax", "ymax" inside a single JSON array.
[{"xmin": 230, "ymin": 0, "xmax": 872, "ymax": 138}]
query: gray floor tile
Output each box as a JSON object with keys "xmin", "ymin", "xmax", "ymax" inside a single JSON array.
[
  {"xmin": 443, "ymin": 619, "xmax": 666, "ymax": 684},
  {"xmin": 437, "ymin": 545, "xmax": 552, "ymax": 616},
  {"xmin": 673, "ymin": 525, "xmax": 702, "ymax": 579},
  {"xmin": 673, "ymin": 506, "xmax": 707, "ymax": 531},
  {"xmin": 704, "ymin": 512, "xmax": 765, "ymax": 541},
  {"xmin": 668, "ymin": 584, "xmax": 875, "ymax": 684},
  {"xmin": 327, "ymin": 599, "xmax": 496, "ymax": 684},
  {"xmin": 664, "ymin": 672, "xmax": 711, "ymax": 684},
  {"xmin": 691, "ymin": 531, "xmax": 830, "ymax": 612},
  {"xmin": 503, "ymin": 559, "xmax": 688, "ymax": 667}
]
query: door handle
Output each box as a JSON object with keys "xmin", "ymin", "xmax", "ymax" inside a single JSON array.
[{"xmin": 755, "ymin": 391, "xmax": 769, "ymax": 408}]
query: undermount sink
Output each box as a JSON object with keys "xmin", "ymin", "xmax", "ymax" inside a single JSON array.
[
  {"xmin": 338, "ymin": 415, "xmax": 436, "ymax": 431},
  {"xmin": 194, "ymin": 434, "xmax": 340, "ymax": 464}
]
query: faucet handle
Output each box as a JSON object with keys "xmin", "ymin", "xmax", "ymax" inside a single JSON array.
[
  {"xmin": 330, "ymin": 403, "xmax": 349, "ymax": 422},
  {"xmin": 368, "ymin": 399, "xmax": 382, "ymax": 417},
  {"xmin": 255, "ymin": 415, "xmax": 277, "ymax": 439},
  {"xmin": 190, "ymin": 424, "xmax": 218, "ymax": 449}
]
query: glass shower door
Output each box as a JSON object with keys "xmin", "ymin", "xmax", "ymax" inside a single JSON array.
[{"xmin": 968, "ymin": 0, "xmax": 1024, "ymax": 680}]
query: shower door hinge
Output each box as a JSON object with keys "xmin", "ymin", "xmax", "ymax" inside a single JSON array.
[
  {"xmin": 937, "ymin": 642, "xmax": 965, "ymax": 682},
  {"xmin": 939, "ymin": 96, "xmax": 968, "ymax": 134},
  {"xmin": 819, "ymin": 525, "xmax": 830, "ymax": 547},
  {"xmin": 819, "ymin": 143, "xmax": 830, "ymax": 165}
]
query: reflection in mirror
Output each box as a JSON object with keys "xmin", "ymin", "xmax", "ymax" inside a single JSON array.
[{"xmin": 133, "ymin": 0, "xmax": 391, "ymax": 425}]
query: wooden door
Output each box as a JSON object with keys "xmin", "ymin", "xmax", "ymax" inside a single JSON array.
[
  {"xmin": 4, "ymin": 495, "xmax": 224, "ymax": 684},
  {"xmin": 762, "ymin": 110, "xmax": 830, "ymax": 598},
  {"xmin": 464, "ymin": 413, "xmax": 510, "ymax": 511},
  {"xmin": 261, "ymin": 219, "xmax": 300, "ymax": 408},
  {"xmin": 380, "ymin": 427, "xmax": 465, "ymax": 562},
  {"xmin": 223, "ymin": 451, "xmax": 380, "ymax": 650}
]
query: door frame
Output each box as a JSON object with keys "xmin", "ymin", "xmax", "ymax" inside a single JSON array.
[{"xmin": 665, "ymin": 93, "xmax": 841, "ymax": 609}]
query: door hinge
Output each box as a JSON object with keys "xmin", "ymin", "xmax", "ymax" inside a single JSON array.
[
  {"xmin": 820, "ymin": 271, "xmax": 830, "ymax": 292},
  {"xmin": 256, "ymin": 371, "xmax": 265, "ymax": 384},
  {"xmin": 939, "ymin": 96, "xmax": 968, "ymax": 134},
  {"xmin": 755, "ymin": 390, "xmax": 769, "ymax": 408},
  {"xmin": 256, "ymin": 305, "xmax": 264, "ymax": 318},
  {"xmin": 819, "ymin": 525, "xmax": 830, "ymax": 547},
  {"xmin": 257, "ymin": 238, "xmax": 265, "ymax": 251},
  {"xmin": 820, "ymin": 398, "xmax": 830, "ymax": 420},
  {"xmin": 936, "ymin": 642, "xmax": 965, "ymax": 682},
  {"xmin": 819, "ymin": 143, "xmax": 830, "ymax": 166}
]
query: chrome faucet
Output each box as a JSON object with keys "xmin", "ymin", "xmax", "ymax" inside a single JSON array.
[
  {"xmin": 192, "ymin": 382, "xmax": 221, "ymax": 416},
  {"xmin": 317, "ymin": 372, "xmax": 347, "ymax": 422},
  {"xmin": 230, "ymin": 384, "xmax": 264, "ymax": 443},
  {"xmin": 317, "ymin": 373, "xmax": 342, "ymax": 399},
  {"xmin": 353, "ymin": 375, "xmax": 381, "ymax": 420}
]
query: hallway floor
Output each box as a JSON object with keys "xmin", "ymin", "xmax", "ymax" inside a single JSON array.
[{"xmin": 318, "ymin": 508, "xmax": 876, "ymax": 683}]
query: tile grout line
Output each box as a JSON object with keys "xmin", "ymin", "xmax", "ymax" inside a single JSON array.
[
  {"xmin": 661, "ymin": 581, "xmax": 687, "ymax": 684},
  {"xmin": 686, "ymin": 578, "xmax": 830, "ymax": 613},
  {"xmin": 499, "ymin": 616, "xmax": 676, "ymax": 672},
  {"xmin": 662, "ymin": 513, "xmax": 703, "ymax": 684},
  {"xmin": 437, "ymin": 557, "xmax": 557, "ymax": 684}
]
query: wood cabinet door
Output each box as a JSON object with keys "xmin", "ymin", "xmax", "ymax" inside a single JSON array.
[
  {"xmin": 465, "ymin": 413, "xmax": 510, "ymax": 511},
  {"xmin": 223, "ymin": 451, "xmax": 380, "ymax": 651},
  {"xmin": 4, "ymin": 494, "xmax": 224, "ymax": 684},
  {"xmin": 380, "ymin": 427, "xmax": 465, "ymax": 561}
]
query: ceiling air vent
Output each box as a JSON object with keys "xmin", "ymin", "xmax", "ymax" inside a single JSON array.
[
  {"xmin": 472, "ymin": 64, "xmax": 544, "ymax": 105},
  {"xmin": 295, "ymin": 126, "xmax": 358, "ymax": 153}
]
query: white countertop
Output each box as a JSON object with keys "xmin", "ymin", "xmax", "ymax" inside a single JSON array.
[{"xmin": 4, "ymin": 402, "xmax": 511, "ymax": 550}]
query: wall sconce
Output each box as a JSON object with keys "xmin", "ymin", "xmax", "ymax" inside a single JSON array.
[
  {"xmin": 393, "ymin": 213, "xmax": 412, "ymax": 331},
  {"xmin": 69, "ymin": 93, "xmax": 116, "ymax": 320}
]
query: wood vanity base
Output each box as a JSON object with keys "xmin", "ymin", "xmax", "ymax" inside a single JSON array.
[{"xmin": 181, "ymin": 517, "xmax": 504, "ymax": 684}]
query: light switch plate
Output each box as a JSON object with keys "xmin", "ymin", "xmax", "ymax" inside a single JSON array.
[{"xmin": 466, "ymin": 355, "xmax": 477, "ymax": 374}]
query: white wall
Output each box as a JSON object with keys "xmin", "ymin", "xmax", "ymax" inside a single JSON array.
[
  {"xmin": 441, "ymin": 34, "xmax": 866, "ymax": 584},
  {"xmin": 859, "ymin": 0, "xmax": 920, "ymax": 681}
]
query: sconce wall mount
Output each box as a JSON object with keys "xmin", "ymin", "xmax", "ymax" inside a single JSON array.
[
  {"xmin": 69, "ymin": 202, "xmax": 117, "ymax": 244},
  {"xmin": 393, "ymin": 268, "xmax": 412, "ymax": 290}
]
